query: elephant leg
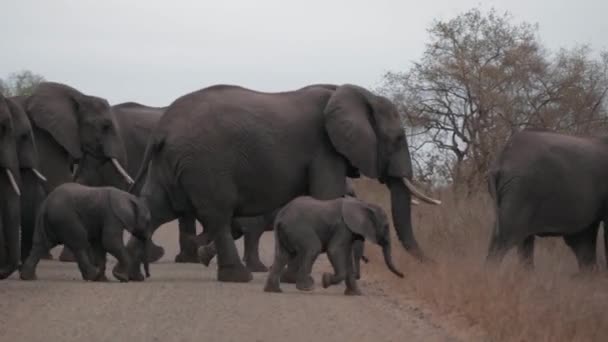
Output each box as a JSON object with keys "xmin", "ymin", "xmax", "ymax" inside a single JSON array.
[
  {"xmin": 280, "ymin": 253, "xmax": 301, "ymax": 284},
  {"xmin": 243, "ymin": 222, "xmax": 268, "ymax": 272},
  {"xmin": 516, "ymin": 236, "xmax": 535, "ymax": 269},
  {"xmin": 71, "ymin": 246, "xmax": 101, "ymax": 281},
  {"xmin": 58, "ymin": 246, "xmax": 77, "ymax": 262},
  {"xmin": 91, "ymin": 242, "xmax": 108, "ymax": 282},
  {"xmin": 344, "ymin": 244, "xmax": 362, "ymax": 296},
  {"xmin": 197, "ymin": 243, "xmax": 217, "ymax": 266},
  {"xmin": 564, "ymin": 223, "xmax": 599, "ymax": 272},
  {"xmin": 199, "ymin": 213, "xmax": 252, "ymax": 283},
  {"xmin": 295, "ymin": 241, "xmax": 321, "ymax": 292},
  {"xmin": 264, "ymin": 244, "xmax": 290, "ymax": 293},
  {"xmin": 198, "ymin": 220, "xmax": 244, "ymax": 266},
  {"xmin": 322, "ymin": 244, "xmax": 349, "ymax": 289},
  {"xmin": 104, "ymin": 235, "xmax": 132, "ymax": 282},
  {"xmin": 20, "ymin": 242, "xmax": 57, "ymax": 281},
  {"xmin": 352, "ymin": 239, "xmax": 364, "ymax": 279},
  {"xmin": 175, "ymin": 216, "xmax": 200, "ymax": 263}
]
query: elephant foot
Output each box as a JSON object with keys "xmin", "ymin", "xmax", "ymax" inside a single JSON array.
[
  {"xmin": 217, "ymin": 264, "xmax": 253, "ymax": 283},
  {"xmin": 112, "ymin": 263, "xmax": 144, "ymax": 282},
  {"xmin": 296, "ymin": 276, "xmax": 315, "ymax": 292},
  {"xmin": 245, "ymin": 259, "xmax": 269, "ymax": 273},
  {"xmin": 112, "ymin": 268, "xmax": 130, "ymax": 283},
  {"xmin": 263, "ymin": 281, "xmax": 283, "ymax": 293},
  {"xmin": 280, "ymin": 270, "xmax": 298, "ymax": 284},
  {"xmin": 344, "ymin": 287, "xmax": 363, "ymax": 296},
  {"xmin": 83, "ymin": 267, "xmax": 102, "ymax": 282},
  {"xmin": 19, "ymin": 269, "xmax": 37, "ymax": 281},
  {"xmin": 147, "ymin": 243, "xmax": 165, "ymax": 263},
  {"xmin": 322, "ymin": 273, "xmax": 332, "ymax": 289},
  {"xmin": 58, "ymin": 247, "xmax": 76, "ymax": 262},
  {"xmin": 174, "ymin": 251, "xmax": 200, "ymax": 264},
  {"xmin": 197, "ymin": 246, "xmax": 215, "ymax": 267}
]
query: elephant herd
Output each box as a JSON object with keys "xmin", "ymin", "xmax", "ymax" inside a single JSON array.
[{"xmin": 0, "ymin": 81, "xmax": 605, "ymax": 293}]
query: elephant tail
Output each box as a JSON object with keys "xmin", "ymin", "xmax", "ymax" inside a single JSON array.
[{"xmin": 129, "ymin": 132, "xmax": 165, "ymax": 195}]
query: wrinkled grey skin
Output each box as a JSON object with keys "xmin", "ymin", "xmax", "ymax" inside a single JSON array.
[
  {"xmin": 12, "ymin": 83, "xmax": 130, "ymax": 263},
  {"xmin": 0, "ymin": 95, "xmax": 23, "ymax": 279},
  {"xmin": 487, "ymin": 129, "xmax": 608, "ymax": 270},
  {"xmin": 0, "ymin": 97, "xmax": 47, "ymax": 265},
  {"xmin": 125, "ymin": 83, "xmax": 438, "ymax": 283},
  {"xmin": 264, "ymin": 196, "xmax": 403, "ymax": 295},
  {"xmin": 197, "ymin": 178, "xmax": 369, "ymax": 276},
  {"xmin": 20, "ymin": 183, "xmax": 152, "ymax": 282},
  {"xmin": 69, "ymin": 102, "xmax": 167, "ymax": 263},
  {"xmin": 74, "ymin": 102, "xmax": 281, "ymax": 270}
]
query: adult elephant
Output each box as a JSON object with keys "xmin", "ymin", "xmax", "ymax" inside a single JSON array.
[
  {"xmin": 0, "ymin": 95, "xmax": 25, "ymax": 278},
  {"xmin": 3, "ymin": 97, "xmax": 48, "ymax": 263},
  {"xmin": 12, "ymin": 82, "xmax": 132, "ymax": 261},
  {"xmin": 487, "ymin": 129, "xmax": 608, "ymax": 270},
  {"xmin": 73, "ymin": 102, "xmax": 277, "ymax": 269},
  {"xmin": 123, "ymin": 83, "xmax": 441, "ymax": 282}
]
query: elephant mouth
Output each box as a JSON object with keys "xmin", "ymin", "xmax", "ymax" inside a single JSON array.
[{"xmin": 73, "ymin": 153, "xmax": 134, "ymax": 186}]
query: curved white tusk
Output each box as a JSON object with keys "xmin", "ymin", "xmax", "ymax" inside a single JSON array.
[
  {"xmin": 32, "ymin": 168, "xmax": 47, "ymax": 182},
  {"xmin": 5, "ymin": 169, "xmax": 21, "ymax": 196},
  {"xmin": 402, "ymin": 178, "xmax": 441, "ymax": 205},
  {"xmin": 411, "ymin": 198, "xmax": 420, "ymax": 206},
  {"xmin": 72, "ymin": 163, "xmax": 79, "ymax": 178},
  {"xmin": 111, "ymin": 158, "xmax": 134, "ymax": 185}
]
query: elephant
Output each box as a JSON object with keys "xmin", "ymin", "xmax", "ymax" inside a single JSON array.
[
  {"xmin": 0, "ymin": 95, "xmax": 24, "ymax": 279},
  {"xmin": 196, "ymin": 178, "xmax": 374, "ymax": 276},
  {"xmin": 487, "ymin": 129, "xmax": 608, "ymax": 271},
  {"xmin": 11, "ymin": 82, "xmax": 132, "ymax": 262},
  {"xmin": 20, "ymin": 183, "xmax": 152, "ymax": 282},
  {"xmin": 263, "ymin": 196, "xmax": 404, "ymax": 295},
  {"xmin": 3, "ymin": 97, "xmax": 49, "ymax": 263},
  {"xmin": 73, "ymin": 101, "xmax": 280, "ymax": 269},
  {"xmin": 123, "ymin": 83, "xmax": 441, "ymax": 283}
]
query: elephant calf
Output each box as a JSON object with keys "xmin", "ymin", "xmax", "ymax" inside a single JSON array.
[
  {"xmin": 20, "ymin": 183, "xmax": 152, "ymax": 282},
  {"xmin": 264, "ymin": 196, "xmax": 404, "ymax": 296}
]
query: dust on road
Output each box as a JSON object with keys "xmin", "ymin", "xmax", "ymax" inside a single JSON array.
[{"xmin": 0, "ymin": 221, "xmax": 456, "ymax": 342}]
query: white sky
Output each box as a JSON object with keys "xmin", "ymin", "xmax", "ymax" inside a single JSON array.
[{"xmin": 1, "ymin": 0, "xmax": 606, "ymax": 106}]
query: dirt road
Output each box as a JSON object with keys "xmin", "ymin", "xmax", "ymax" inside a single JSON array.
[{"xmin": 0, "ymin": 221, "xmax": 457, "ymax": 342}]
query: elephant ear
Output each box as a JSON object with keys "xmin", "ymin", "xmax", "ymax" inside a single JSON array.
[
  {"xmin": 25, "ymin": 83, "xmax": 82, "ymax": 159},
  {"xmin": 341, "ymin": 198, "xmax": 377, "ymax": 243},
  {"xmin": 324, "ymin": 85, "xmax": 378, "ymax": 178}
]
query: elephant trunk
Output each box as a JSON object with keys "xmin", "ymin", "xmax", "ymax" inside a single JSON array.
[
  {"xmin": 387, "ymin": 177, "xmax": 432, "ymax": 263},
  {"xmin": 380, "ymin": 239, "xmax": 404, "ymax": 278}
]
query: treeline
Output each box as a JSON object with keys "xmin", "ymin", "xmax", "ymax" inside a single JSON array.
[
  {"xmin": 0, "ymin": 70, "xmax": 45, "ymax": 97},
  {"xmin": 379, "ymin": 8, "xmax": 608, "ymax": 189}
]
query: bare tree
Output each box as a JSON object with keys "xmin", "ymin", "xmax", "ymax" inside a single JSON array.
[{"xmin": 380, "ymin": 8, "xmax": 608, "ymax": 188}]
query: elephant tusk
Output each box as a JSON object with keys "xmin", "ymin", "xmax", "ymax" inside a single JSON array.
[
  {"xmin": 402, "ymin": 178, "xmax": 441, "ymax": 205},
  {"xmin": 72, "ymin": 163, "xmax": 79, "ymax": 178},
  {"xmin": 32, "ymin": 168, "xmax": 47, "ymax": 182},
  {"xmin": 5, "ymin": 169, "xmax": 21, "ymax": 196},
  {"xmin": 411, "ymin": 198, "xmax": 420, "ymax": 206},
  {"xmin": 111, "ymin": 158, "xmax": 134, "ymax": 185}
]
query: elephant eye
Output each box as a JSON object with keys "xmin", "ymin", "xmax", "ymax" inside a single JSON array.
[
  {"xmin": 20, "ymin": 133, "xmax": 28, "ymax": 142},
  {"xmin": 101, "ymin": 122, "xmax": 111, "ymax": 132}
]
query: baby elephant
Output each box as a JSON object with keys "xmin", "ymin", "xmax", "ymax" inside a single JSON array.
[
  {"xmin": 20, "ymin": 183, "xmax": 152, "ymax": 282},
  {"xmin": 264, "ymin": 196, "xmax": 404, "ymax": 295}
]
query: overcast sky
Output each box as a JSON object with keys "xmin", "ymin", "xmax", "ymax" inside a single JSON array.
[{"xmin": 1, "ymin": 0, "xmax": 606, "ymax": 106}]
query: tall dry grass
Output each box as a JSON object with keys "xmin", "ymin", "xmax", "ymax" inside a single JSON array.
[{"xmin": 353, "ymin": 177, "xmax": 608, "ymax": 342}]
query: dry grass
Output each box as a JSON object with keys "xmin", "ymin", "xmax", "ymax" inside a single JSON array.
[{"xmin": 353, "ymin": 177, "xmax": 608, "ymax": 342}]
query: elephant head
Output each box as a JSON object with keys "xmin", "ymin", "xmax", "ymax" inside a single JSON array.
[
  {"xmin": 0, "ymin": 95, "xmax": 22, "ymax": 278},
  {"xmin": 110, "ymin": 194, "xmax": 151, "ymax": 278},
  {"xmin": 24, "ymin": 82, "xmax": 132, "ymax": 186},
  {"xmin": 5, "ymin": 97, "xmax": 46, "ymax": 184},
  {"xmin": 341, "ymin": 197, "xmax": 404, "ymax": 278},
  {"xmin": 324, "ymin": 85, "xmax": 440, "ymax": 262}
]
